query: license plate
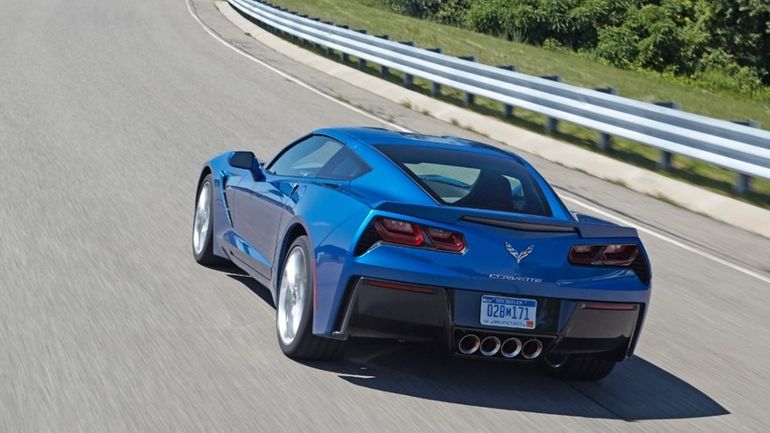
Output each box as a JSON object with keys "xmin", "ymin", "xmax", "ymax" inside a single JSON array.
[{"xmin": 480, "ymin": 295, "xmax": 537, "ymax": 329}]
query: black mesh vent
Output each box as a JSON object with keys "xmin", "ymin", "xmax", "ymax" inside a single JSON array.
[
  {"xmin": 630, "ymin": 254, "xmax": 651, "ymax": 284},
  {"xmin": 354, "ymin": 224, "xmax": 380, "ymax": 256}
]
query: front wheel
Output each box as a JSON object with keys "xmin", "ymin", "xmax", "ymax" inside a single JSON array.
[
  {"xmin": 545, "ymin": 354, "xmax": 616, "ymax": 381},
  {"xmin": 192, "ymin": 174, "xmax": 226, "ymax": 265},
  {"xmin": 276, "ymin": 236, "xmax": 343, "ymax": 360}
]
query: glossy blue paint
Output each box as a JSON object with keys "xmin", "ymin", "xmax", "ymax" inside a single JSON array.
[{"xmin": 198, "ymin": 128, "xmax": 651, "ymax": 345}]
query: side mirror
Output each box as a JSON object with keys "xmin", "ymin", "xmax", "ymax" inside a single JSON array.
[
  {"xmin": 229, "ymin": 151, "xmax": 255, "ymax": 169},
  {"xmin": 228, "ymin": 151, "xmax": 265, "ymax": 181}
]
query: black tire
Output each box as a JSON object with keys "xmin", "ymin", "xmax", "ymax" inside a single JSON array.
[
  {"xmin": 276, "ymin": 236, "xmax": 344, "ymax": 360},
  {"xmin": 546, "ymin": 354, "xmax": 616, "ymax": 381},
  {"xmin": 192, "ymin": 174, "xmax": 227, "ymax": 266}
]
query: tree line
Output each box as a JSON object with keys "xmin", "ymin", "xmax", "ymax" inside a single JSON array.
[{"xmin": 377, "ymin": 0, "xmax": 770, "ymax": 96}]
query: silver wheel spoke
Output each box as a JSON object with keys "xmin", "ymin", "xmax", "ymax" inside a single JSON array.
[
  {"xmin": 277, "ymin": 247, "xmax": 307, "ymax": 346},
  {"xmin": 193, "ymin": 181, "xmax": 211, "ymax": 255}
]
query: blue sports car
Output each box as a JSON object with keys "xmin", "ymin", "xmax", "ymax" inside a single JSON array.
[{"xmin": 192, "ymin": 127, "xmax": 651, "ymax": 381}]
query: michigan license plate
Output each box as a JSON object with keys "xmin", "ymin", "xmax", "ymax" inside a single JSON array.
[{"xmin": 480, "ymin": 295, "xmax": 537, "ymax": 329}]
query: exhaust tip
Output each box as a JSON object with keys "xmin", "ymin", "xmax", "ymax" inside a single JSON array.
[
  {"xmin": 544, "ymin": 353, "xmax": 569, "ymax": 368},
  {"xmin": 479, "ymin": 336, "xmax": 501, "ymax": 357},
  {"xmin": 500, "ymin": 337, "xmax": 523, "ymax": 358},
  {"xmin": 458, "ymin": 334, "xmax": 480, "ymax": 355},
  {"xmin": 521, "ymin": 339, "xmax": 543, "ymax": 360}
]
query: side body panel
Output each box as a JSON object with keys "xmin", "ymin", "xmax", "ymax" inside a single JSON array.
[{"xmin": 228, "ymin": 174, "xmax": 287, "ymax": 277}]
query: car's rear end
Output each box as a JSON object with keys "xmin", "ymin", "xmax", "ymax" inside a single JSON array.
[
  {"xmin": 334, "ymin": 206, "xmax": 649, "ymax": 358},
  {"xmin": 321, "ymin": 135, "xmax": 651, "ymax": 379}
]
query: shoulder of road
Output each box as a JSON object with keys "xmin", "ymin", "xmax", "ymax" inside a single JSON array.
[{"xmin": 214, "ymin": 1, "xmax": 770, "ymax": 240}]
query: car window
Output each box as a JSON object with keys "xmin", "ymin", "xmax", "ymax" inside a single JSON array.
[
  {"xmin": 376, "ymin": 145, "xmax": 551, "ymax": 216},
  {"xmin": 404, "ymin": 163, "xmax": 479, "ymax": 203},
  {"xmin": 268, "ymin": 135, "xmax": 368, "ymax": 180}
]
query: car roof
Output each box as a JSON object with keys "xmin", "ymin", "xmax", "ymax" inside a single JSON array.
[
  {"xmin": 313, "ymin": 127, "xmax": 526, "ymax": 163},
  {"xmin": 307, "ymin": 127, "xmax": 572, "ymax": 221}
]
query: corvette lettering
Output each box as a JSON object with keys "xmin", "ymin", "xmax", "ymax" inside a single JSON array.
[{"xmin": 489, "ymin": 274, "xmax": 543, "ymax": 283}]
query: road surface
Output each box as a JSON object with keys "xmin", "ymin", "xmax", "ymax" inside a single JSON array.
[{"xmin": 1, "ymin": 0, "xmax": 769, "ymax": 431}]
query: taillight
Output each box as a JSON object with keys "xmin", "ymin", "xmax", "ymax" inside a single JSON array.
[
  {"xmin": 600, "ymin": 244, "xmax": 639, "ymax": 266},
  {"xmin": 567, "ymin": 245, "xmax": 604, "ymax": 265},
  {"xmin": 568, "ymin": 244, "xmax": 639, "ymax": 267},
  {"xmin": 373, "ymin": 217, "xmax": 424, "ymax": 246},
  {"xmin": 425, "ymin": 227, "xmax": 466, "ymax": 252},
  {"xmin": 366, "ymin": 217, "xmax": 466, "ymax": 253}
]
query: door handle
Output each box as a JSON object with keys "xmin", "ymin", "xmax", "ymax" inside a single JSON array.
[{"xmin": 290, "ymin": 183, "xmax": 300, "ymax": 194}]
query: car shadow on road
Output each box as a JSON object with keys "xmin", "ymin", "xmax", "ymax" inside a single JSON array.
[
  {"xmin": 219, "ymin": 267, "xmax": 275, "ymax": 307},
  {"xmin": 225, "ymin": 271, "xmax": 728, "ymax": 422},
  {"xmin": 314, "ymin": 340, "xmax": 729, "ymax": 421}
]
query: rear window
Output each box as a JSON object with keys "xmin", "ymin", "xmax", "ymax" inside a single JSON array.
[{"xmin": 375, "ymin": 145, "xmax": 551, "ymax": 216}]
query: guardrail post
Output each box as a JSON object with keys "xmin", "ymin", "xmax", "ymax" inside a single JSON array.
[
  {"xmin": 498, "ymin": 65, "xmax": 518, "ymax": 117},
  {"xmin": 294, "ymin": 15, "xmax": 308, "ymax": 44},
  {"xmin": 354, "ymin": 30, "xmax": 368, "ymax": 69},
  {"xmin": 458, "ymin": 56, "xmax": 477, "ymax": 105},
  {"xmin": 309, "ymin": 18, "xmax": 324, "ymax": 50},
  {"xmin": 731, "ymin": 120, "xmax": 760, "ymax": 194},
  {"xmin": 336, "ymin": 26, "xmax": 350, "ymax": 62},
  {"xmin": 321, "ymin": 21, "xmax": 335, "ymax": 55},
  {"xmin": 653, "ymin": 101, "xmax": 681, "ymax": 170},
  {"xmin": 426, "ymin": 48, "xmax": 443, "ymax": 96},
  {"xmin": 400, "ymin": 41, "xmax": 416, "ymax": 87},
  {"xmin": 541, "ymin": 75, "xmax": 562, "ymax": 133},
  {"xmin": 375, "ymin": 35, "xmax": 390, "ymax": 76},
  {"xmin": 659, "ymin": 151, "xmax": 673, "ymax": 171},
  {"xmin": 735, "ymin": 174, "xmax": 752, "ymax": 195},
  {"xmin": 297, "ymin": 15, "xmax": 309, "ymax": 44},
  {"xmin": 594, "ymin": 87, "xmax": 618, "ymax": 150}
]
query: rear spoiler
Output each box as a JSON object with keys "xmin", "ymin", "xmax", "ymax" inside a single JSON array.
[
  {"xmin": 373, "ymin": 202, "xmax": 639, "ymax": 239},
  {"xmin": 573, "ymin": 213, "xmax": 639, "ymax": 238}
]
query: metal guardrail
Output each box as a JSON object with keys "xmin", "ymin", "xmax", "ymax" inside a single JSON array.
[{"xmin": 229, "ymin": 0, "xmax": 770, "ymax": 193}]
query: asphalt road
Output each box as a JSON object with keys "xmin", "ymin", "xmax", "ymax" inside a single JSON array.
[{"xmin": 1, "ymin": 0, "xmax": 769, "ymax": 431}]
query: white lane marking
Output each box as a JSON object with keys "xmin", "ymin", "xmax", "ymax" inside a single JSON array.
[
  {"xmin": 184, "ymin": 0, "xmax": 408, "ymax": 132},
  {"xmin": 558, "ymin": 191, "xmax": 770, "ymax": 285},
  {"xmin": 188, "ymin": 1, "xmax": 770, "ymax": 286}
]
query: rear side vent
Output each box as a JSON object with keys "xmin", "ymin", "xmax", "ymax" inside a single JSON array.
[{"xmin": 354, "ymin": 224, "xmax": 379, "ymax": 256}]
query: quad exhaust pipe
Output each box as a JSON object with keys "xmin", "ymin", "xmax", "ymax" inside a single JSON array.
[
  {"xmin": 457, "ymin": 334, "xmax": 543, "ymax": 360},
  {"xmin": 479, "ymin": 336, "xmax": 501, "ymax": 356},
  {"xmin": 500, "ymin": 337, "xmax": 523, "ymax": 358},
  {"xmin": 458, "ymin": 334, "xmax": 481, "ymax": 355},
  {"xmin": 521, "ymin": 339, "xmax": 543, "ymax": 360}
]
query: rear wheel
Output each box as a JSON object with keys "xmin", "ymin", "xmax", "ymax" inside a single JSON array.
[
  {"xmin": 276, "ymin": 236, "xmax": 344, "ymax": 360},
  {"xmin": 545, "ymin": 354, "xmax": 616, "ymax": 381}
]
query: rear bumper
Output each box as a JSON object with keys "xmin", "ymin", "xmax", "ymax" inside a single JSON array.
[{"xmin": 331, "ymin": 277, "xmax": 646, "ymax": 361}]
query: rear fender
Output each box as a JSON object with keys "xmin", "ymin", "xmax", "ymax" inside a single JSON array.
[{"xmin": 270, "ymin": 182, "xmax": 371, "ymax": 333}]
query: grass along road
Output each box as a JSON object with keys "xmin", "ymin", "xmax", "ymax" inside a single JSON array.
[{"xmin": 252, "ymin": 0, "xmax": 770, "ymax": 208}]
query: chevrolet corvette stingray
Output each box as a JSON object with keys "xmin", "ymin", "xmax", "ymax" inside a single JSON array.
[{"xmin": 192, "ymin": 127, "xmax": 651, "ymax": 381}]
